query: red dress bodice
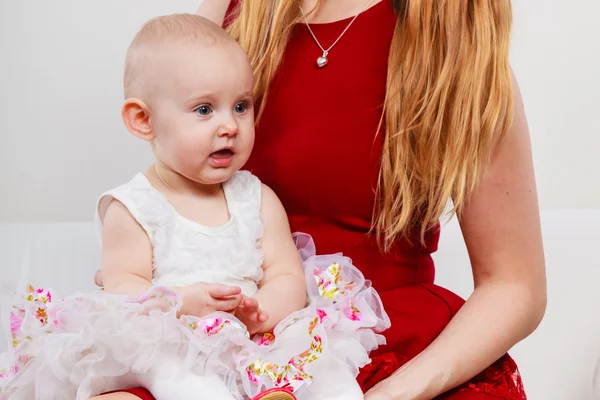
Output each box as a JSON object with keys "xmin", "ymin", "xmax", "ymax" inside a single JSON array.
[{"xmin": 247, "ymin": 1, "xmax": 439, "ymax": 292}]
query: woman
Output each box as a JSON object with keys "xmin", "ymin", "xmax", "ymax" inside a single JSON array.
[{"xmin": 97, "ymin": 0, "xmax": 546, "ymax": 399}]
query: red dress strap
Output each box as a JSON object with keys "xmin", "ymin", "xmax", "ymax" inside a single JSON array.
[{"xmin": 224, "ymin": 0, "xmax": 241, "ymax": 28}]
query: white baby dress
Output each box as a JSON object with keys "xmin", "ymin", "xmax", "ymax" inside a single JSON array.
[{"xmin": 0, "ymin": 171, "xmax": 390, "ymax": 399}]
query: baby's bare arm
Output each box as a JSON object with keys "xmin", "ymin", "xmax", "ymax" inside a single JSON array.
[
  {"xmin": 254, "ymin": 184, "xmax": 307, "ymax": 332},
  {"xmin": 101, "ymin": 200, "xmax": 153, "ymax": 296}
]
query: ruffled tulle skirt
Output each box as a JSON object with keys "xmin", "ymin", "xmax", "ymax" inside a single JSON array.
[{"xmin": 0, "ymin": 233, "xmax": 390, "ymax": 399}]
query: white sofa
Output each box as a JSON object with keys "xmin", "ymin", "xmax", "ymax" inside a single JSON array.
[{"xmin": 1, "ymin": 210, "xmax": 599, "ymax": 399}]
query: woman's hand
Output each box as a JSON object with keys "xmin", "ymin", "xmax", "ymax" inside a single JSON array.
[
  {"xmin": 364, "ymin": 375, "xmax": 419, "ymax": 400},
  {"xmin": 365, "ymin": 386, "xmax": 395, "ymax": 400}
]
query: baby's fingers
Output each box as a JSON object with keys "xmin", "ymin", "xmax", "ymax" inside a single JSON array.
[
  {"xmin": 239, "ymin": 297, "xmax": 259, "ymax": 311},
  {"xmin": 213, "ymin": 296, "xmax": 243, "ymax": 312},
  {"xmin": 256, "ymin": 310, "xmax": 269, "ymax": 323},
  {"xmin": 208, "ymin": 284, "xmax": 242, "ymax": 299}
]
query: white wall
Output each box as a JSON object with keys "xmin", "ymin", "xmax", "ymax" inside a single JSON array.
[
  {"xmin": 433, "ymin": 211, "xmax": 600, "ymax": 400},
  {"xmin": 0, "ymin": 1, "xmax": 199, "ymax": 222},
  {"xmin": 0, "ymin": 1, "xmax": 599, "ymax": 222},
  {"xmin": 509, "ymin": 1, "xmax": 600, "ymax": 210}
]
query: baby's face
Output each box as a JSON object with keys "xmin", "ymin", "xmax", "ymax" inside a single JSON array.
[{"xmin": 149, "ymin": 42, "xmax": 255, "ymax": 185}]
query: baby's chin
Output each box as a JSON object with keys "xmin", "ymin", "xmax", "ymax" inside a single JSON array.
[{"xmin": 185, "ymin": 167, "xmax": 241, "ymax": 186}]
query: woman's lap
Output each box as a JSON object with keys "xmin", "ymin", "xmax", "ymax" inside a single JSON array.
[
  {"xmin": 114, "ymin": 353, "xmax": 524, "ymax": 400},
  {"xmin": 439, "ymin": 353, "xmax": 527, "ymax": 400},
  {"xmin": 107, "ymin": 388, "xmax": 512, "ymax": 400},
  {"xmin": 106, "ymin": 284, "xmax": 525, "ymax": 400}
]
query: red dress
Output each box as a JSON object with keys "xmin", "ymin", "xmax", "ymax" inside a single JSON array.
[{"xmin": 116, "ymin": 1, "xmax": 526, "ymax": 399}]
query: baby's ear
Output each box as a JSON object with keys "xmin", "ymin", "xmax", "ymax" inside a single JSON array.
[{"xmin": 122, "ymin": 98, "xmax": 154, "ymax": 141}]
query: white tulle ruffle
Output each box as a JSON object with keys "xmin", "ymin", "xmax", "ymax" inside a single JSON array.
[{"xmin": 0, "ymin": 234, "xmax": 390, "ymax": 399}]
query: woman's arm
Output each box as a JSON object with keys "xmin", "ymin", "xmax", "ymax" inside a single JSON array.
[
  {"xmin": 368, "ymin": 71, "xmax": 547, "ymax": 399},
  {"xmin": 195, "ymin": 0, "xmax": 233, "ymax": 26}
]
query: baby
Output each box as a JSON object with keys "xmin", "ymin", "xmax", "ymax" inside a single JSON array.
[{"xmin": 0, "ymin": 14, "xmax": 389, "ymax": 400}]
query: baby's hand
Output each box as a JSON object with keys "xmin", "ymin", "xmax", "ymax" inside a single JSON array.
[
  {"xmin": 235, "ymin": 296, "xmax": 269, "ymax": 335},
  {"xmin": 94, "ymin": 270, "xmax": 104, "ymax": 288},
  {"xmin": 178, "ymin": 283, "xmax": 243, "ymax": 318}
]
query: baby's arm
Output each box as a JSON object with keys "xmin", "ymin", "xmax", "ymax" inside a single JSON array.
[
  {"xmin": 101, "ymin": 200, "xmax": 153, "ymax": 296},
  {"xmin": 245, "ymin": 185, "xmax": 307, "ymax": 333}
]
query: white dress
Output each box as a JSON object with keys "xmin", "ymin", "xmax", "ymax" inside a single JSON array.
[{"xmin": 0, "ymin": 171, "xmax": 391, "ymax": 400}]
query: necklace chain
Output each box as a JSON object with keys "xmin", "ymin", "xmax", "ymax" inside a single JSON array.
[
  {"xmin": 299, "ymin": 0, "xmax": 376, "ymax": 67},
  {"xmin": 154, "ymin": 164, "xmax": 176, "ymax": 193}
]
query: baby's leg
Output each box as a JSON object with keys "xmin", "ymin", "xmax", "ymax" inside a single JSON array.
[
  {"xmin": 143, "ymin": 356, "xmax": 236, "ymax": 400},
  {"xmin": 151, "ymin": 373, "xmax": 236, "ymax": 400},
  {"xmin": 295, "ymin": 356, "xmax": 364, "ymax": 400},
  {"xmin": 260, "ymin": 316, "xmax": 363, "ymax": 399}
]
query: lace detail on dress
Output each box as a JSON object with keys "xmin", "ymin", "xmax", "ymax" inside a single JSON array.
[
  {"xmin": 95, "ymin": 171, "xmax": 264, "ymax": 296},
  {"xmin": 452, "ymin": 354, "xmax": 526, "ymax": 400},
  {"xmin": 357, "ymin": 353, "xmax": 526, "ymax": 399}
]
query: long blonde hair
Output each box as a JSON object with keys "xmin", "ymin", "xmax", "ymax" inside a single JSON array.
[{"xmin": 228, "ymin": 0, "xmax": 514, "ymax": 249}]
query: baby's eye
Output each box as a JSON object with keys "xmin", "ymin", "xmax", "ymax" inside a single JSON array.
[
  {"xmin": 195, "ymin": 105, "xmax": 212, "ymax": 116},
  {"xmin": 234, "ymin": 102, "xmax": 248, "ymax": 114}
]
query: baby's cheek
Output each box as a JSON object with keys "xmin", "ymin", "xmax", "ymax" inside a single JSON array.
[{"xmin": 177, "ymin": 140, "xmax": 208, "ymax": 165}]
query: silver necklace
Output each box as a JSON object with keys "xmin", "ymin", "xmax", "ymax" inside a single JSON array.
[
  {"xmin": 299, "ymin": 0, "xmax": 376, "ymax": 68},
  {"xmin": 154, "ymin": 164, "xmax": 176, "ymax": 193}
]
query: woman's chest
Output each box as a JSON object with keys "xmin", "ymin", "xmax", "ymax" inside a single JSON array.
[{"xmin": 247, "ymin": 17, "xmax": 395, "ymax": 222}]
